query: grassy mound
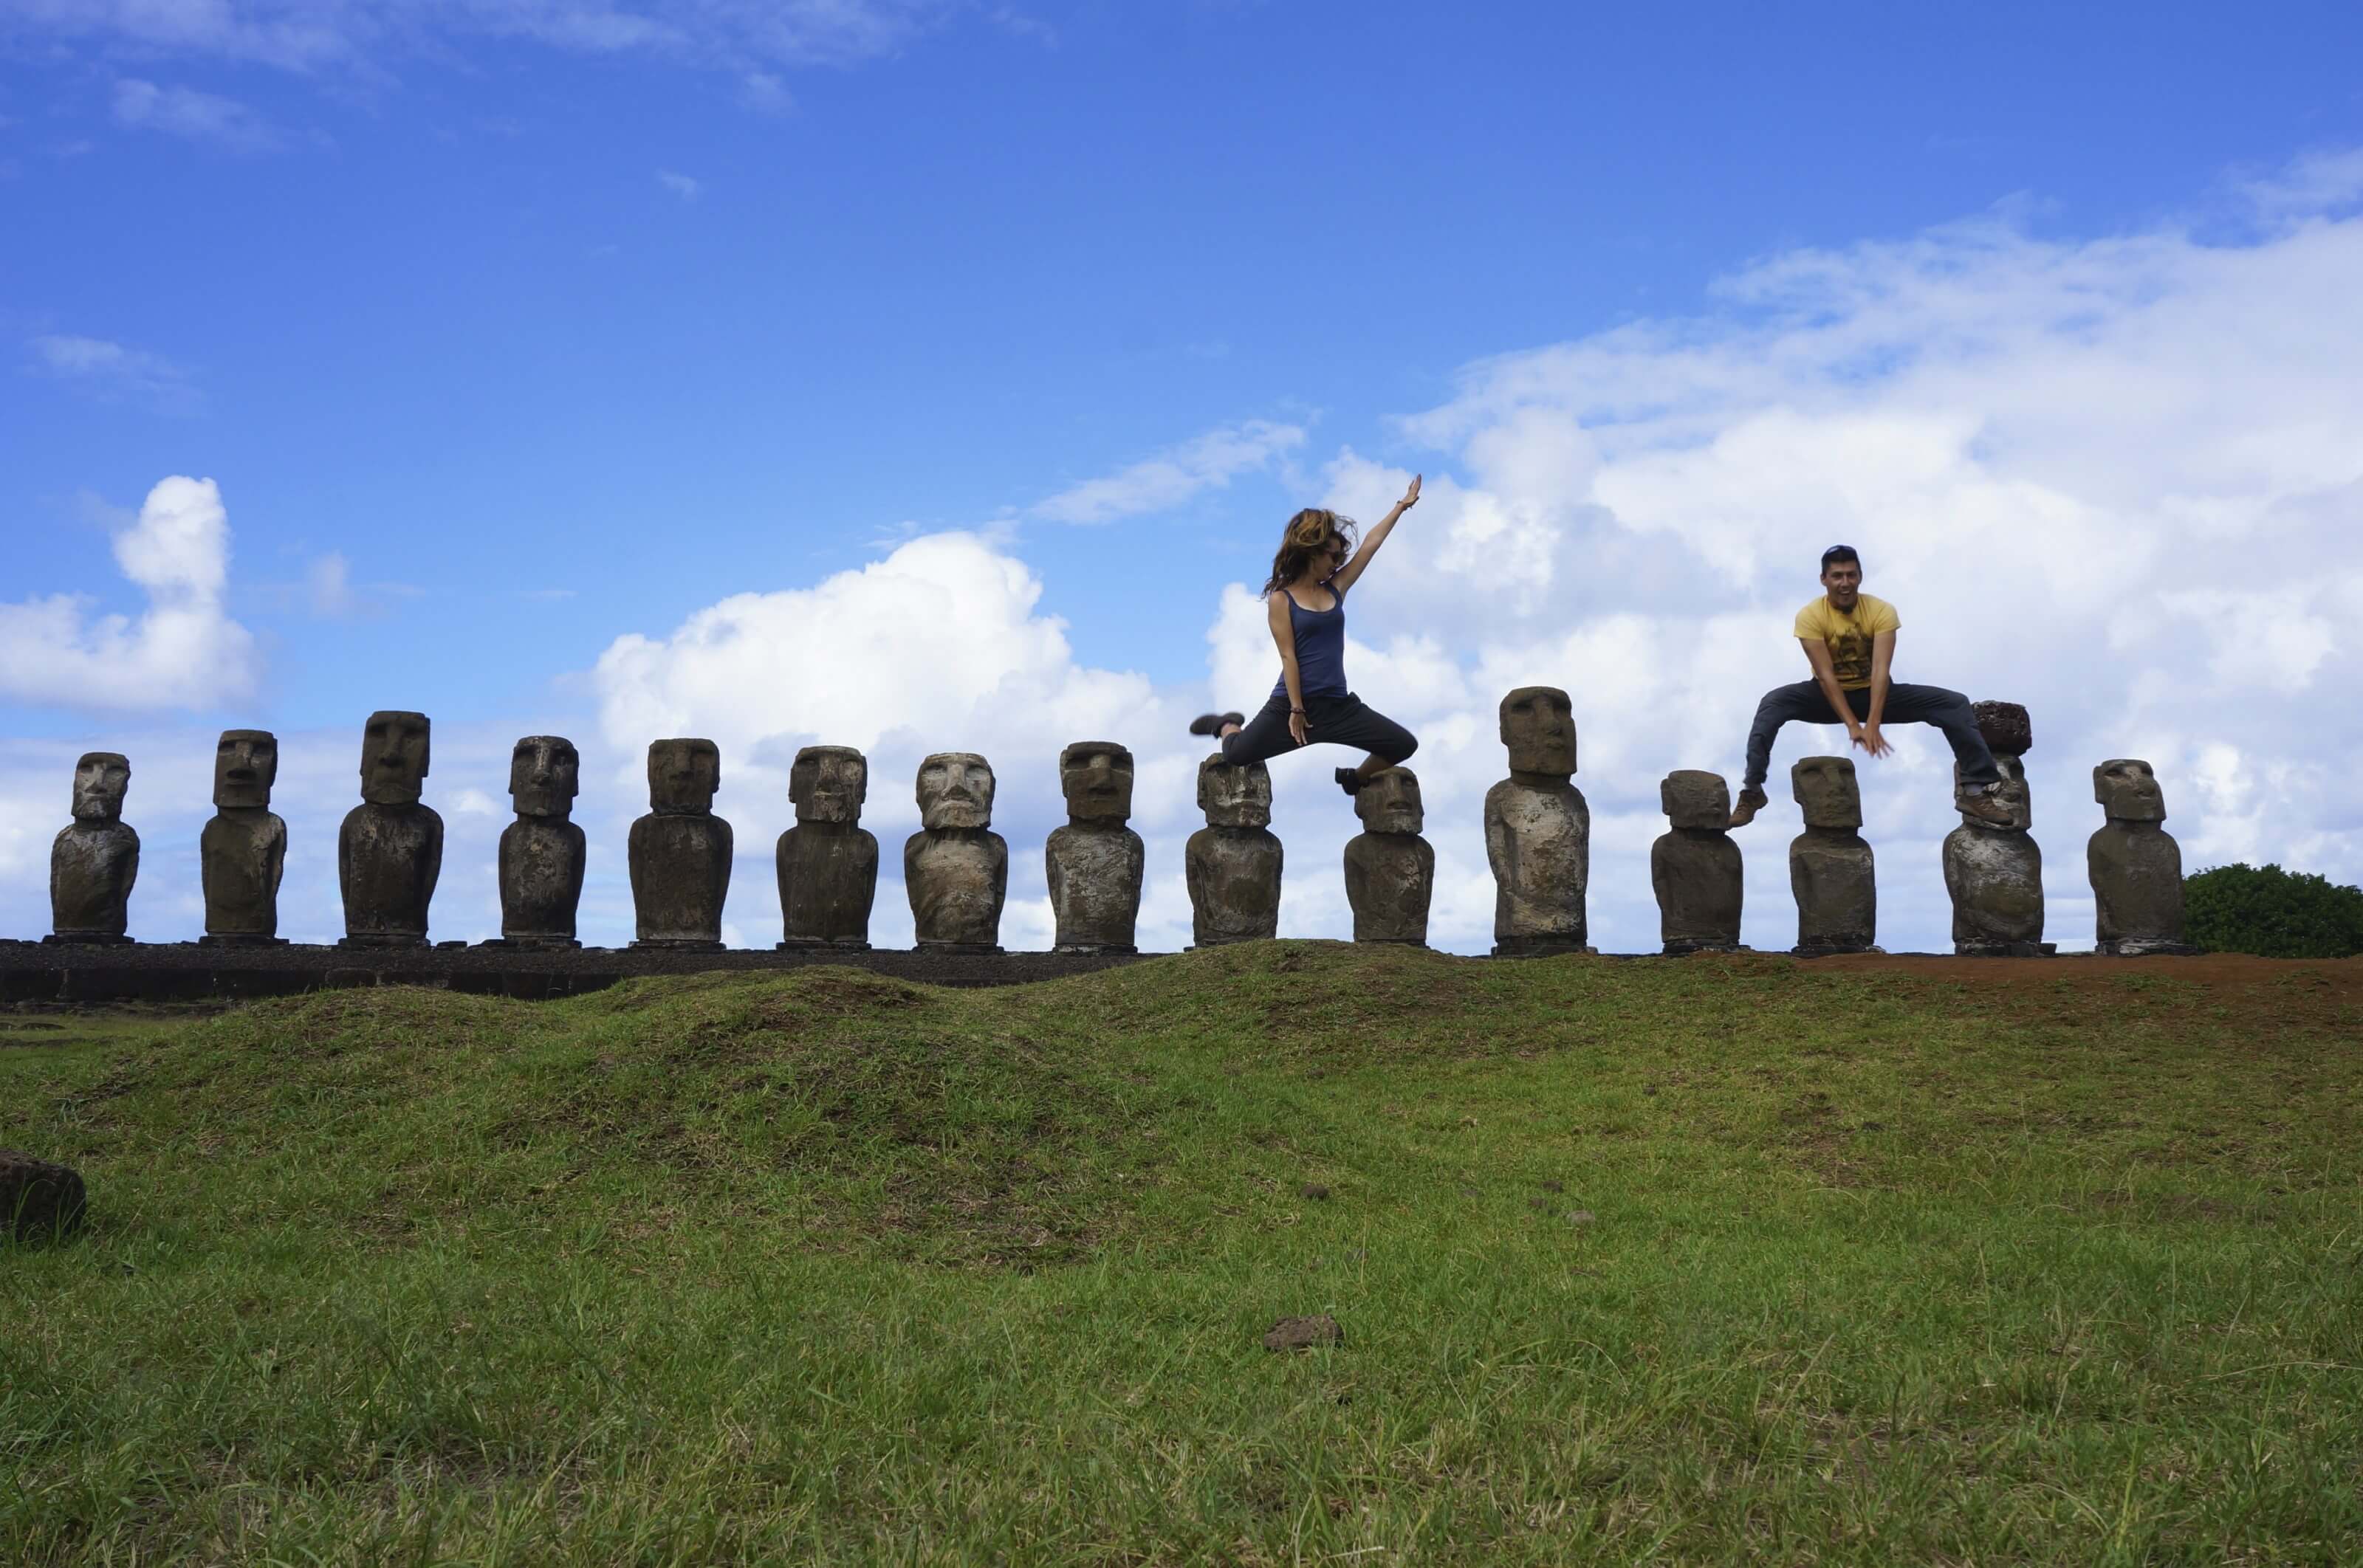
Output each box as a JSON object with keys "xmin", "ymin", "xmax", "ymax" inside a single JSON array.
[{"xmin": 6, "ymin": 946, "xmax": 2363, "ymax": 1563}]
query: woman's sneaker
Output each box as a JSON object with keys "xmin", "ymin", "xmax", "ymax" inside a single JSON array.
[
  {"xmin": 1335, "ymin": 767, "xmax": 1365, "ymax": 796},
  {"xmin": 1188, "ymin": 712, "xmax": 1245, "ymax": 737}
]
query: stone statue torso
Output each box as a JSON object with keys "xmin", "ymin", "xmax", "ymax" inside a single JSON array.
[
  {"xmin": 51, "ymin": 822, "xmax": 140, "ymax": 937},
  {"xmin": 1344, "ymin": 833, "xmax": 1435, "ymax": 945},
  {"xmin": 1046, "ymin": 822, "xmax": 1145, "ymax": 952},
  {"xmin": 339, "ymin": 803, "xmax": 442, "ymax": 942},
  {"xmin": 1651, "ymin": 828, "xmax": 1743, "ymax": 949},
  {"xmin": 2089, "ymin": 822, "xmax": 2184, "ymax": 946},
  {"xmin": 1484, "ymin": 777, "xmax": 1588, "ymax": 942},
  {"xmin": 629, "ymin": 813, "xmax": 733, "ymax": 944},
  {"xmin": 1185, "ymin": 826, "xmax": 1283, "ymax": 946},
  {"xmin": 1945, "ymin": 825, "xmax": 2044, "ymax": 947},
  {"xmin": 1790, "ymin": 827, "xmax": 1875, "ymax": 953},
  {"xmin": 501, "ymin": 816, "xmax": 588, "ymax": 942},
  {"xmin": 905, "ymin": 828, "xmax": 1007, "ymax": 946},
  {"xmin": 778, "ymin": 824, "xmax": 879, "ymax": 946},
  {"xmin": 202, "ymin": 809, "xmax": 286, "ymax": 937}
]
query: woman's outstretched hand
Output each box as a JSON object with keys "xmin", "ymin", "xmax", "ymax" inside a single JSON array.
[{"xmin": 1399, "ymin": 475, "xmax": 1422, "ymax": 511}]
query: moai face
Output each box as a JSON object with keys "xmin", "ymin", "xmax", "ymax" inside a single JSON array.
[
  {"xmin": 648, "ymin": 738, "xmax": 721, "ymax": 814},
  {"xmin": 1661, "ymin": 769, "xmax": 1731, "ymax": 831},
  {"xmin": 1198, "ymin": 754, "xmax": 1272, "ymax": 829},
  {"xmin": 510, "ymin": 735, "xmax": 580, "ymax": 819},
  {"xmin": 916, "ymin": 752, "xmax": 995, "ymax": 831},
  {"xmin": 213, "ymin": 730, "xmax": 277, "ymax": 810},
  {"xmin": 2094, "ymin": 758, "xmax": 2165, "ymax": 822},
  {"xmin": 70, "ymin": 752, "xmax": 130, "ymax": 822},
  {"xmin": 1059, "ymin": 741, "xmax": 1135, "ymax": 824},
  {"xmin": 1500, "ymin": 687, "xmax": 1577, "ymax": 776},
  {"xmin": 1791, "ymin": 755, "xmax": 1862, "ymax": 830},
  {"xmin": 1355, "ymin": 768, "xmax": 1424, "ymax": 835},
  {"xmin": 791, "ymin": 745, "xmax": 868, "ymax": 825},
  {"xmin": 359, "ymin": 711, "xmax": 431, "ymax": 805},
  {"xmin": 1960, "ymin": 754, "xmax": 2033, "ymax": 831}
]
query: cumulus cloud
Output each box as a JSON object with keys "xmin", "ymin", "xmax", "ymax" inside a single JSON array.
[
  {"xmin": 30, "ymin": 333, "xmax": 199, "ymax": 412},
  {"xmin": 112, "ymin": 78, "xmax": 280, "ymax": 151},
  {"xmin": 0, "ymin": 477, "xmax": 262, "ymax": 714},
  {"xmin": 1032, "ymin": 419, "xmax": 1309, "ymax": 524}
]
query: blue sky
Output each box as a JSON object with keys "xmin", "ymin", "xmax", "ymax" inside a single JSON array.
[{"xmin": 4, "ymin": 1, "xmax": 2362, "ymax": 953}]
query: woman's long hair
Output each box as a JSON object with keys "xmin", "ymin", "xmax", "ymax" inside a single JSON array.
[{"xmin": 1261, "ymin": 508, "xmax": 1358, "ymax": 596}]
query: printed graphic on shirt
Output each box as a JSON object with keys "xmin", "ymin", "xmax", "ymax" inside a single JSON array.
[{"xmin": 1794, "ymin": 594, "xmax": 1901, "ymax": 692}]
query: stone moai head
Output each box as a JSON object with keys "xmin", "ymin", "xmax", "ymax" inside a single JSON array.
[
  {"xmin": 647, "ymin": 738, "xmax": 721, "ymax": 814},
  {"xmin": 1792, "ymin": 755, "xmax": 1862, "ymax": 831},
  {"xmin": 1355, "ymin": 767, "xmax": 1424, "ymax": 835},
  {"xmin": 1661, "ymin": 769, "xmax": 1731, "ymax": 831},
  {"xmin": 213, "ymin": 730, "xmax": 277, "ymax": 810},
  {"xmin": 510, "ymin": 735, "xmax": 580, "ymax": 819},
  {"xmin": 71, "ymin": 752, "xmax": 131, "ymax": 822},
  {"xmin": 2094, "ymin": 758, "xmax": 2165, "ymax": 823},
  {"xmin": 790, "ymin": 745, "xmax": 868, "ymax": 825},
  {"xmin": 1198, "ymin": 754, "xmax": 1272, "ymax": 830},
  {"xmin": 916, "ymin": 752, "xmax": 995, "ymax": 830},
  {"xmin": 1059, "ymin": 740, "xmax": 1135, "ymax": 824},
  {"xmin": 359, "ymin": 711, "xmax": 431, "ymax": 805},
  {"xmin": 1500, "ymin": 686, "xmax": 1577, "ymax": 777}
]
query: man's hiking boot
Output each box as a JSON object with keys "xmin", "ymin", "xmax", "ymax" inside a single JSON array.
[
  {"xmin": 1188, "ymin": 711, "xmax": 1245, "ymax": 737},
  {"xmin": 1956, "ymin": 782, "xmax": 2016, "ymax": 828},
  {"xmin": 1727, "ymin": 786, "xmax": 1768, "ymax": 828}
]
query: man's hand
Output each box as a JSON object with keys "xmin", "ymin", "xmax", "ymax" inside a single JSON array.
[{"xmin": 1853, "ymin": 723, "xmax": 1893, "ymax": 760}]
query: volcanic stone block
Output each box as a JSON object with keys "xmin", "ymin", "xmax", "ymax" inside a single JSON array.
[
  {"xmin": 1972, "ymin": 700, "xmax": 2033, "ymax": 759},
  {"xmin": 48, "ymin": 752, "xmax": 138, "ymax": 945},
  {"xmin": 1945, "ymin": 704, "xmax": 2051, "ymax": 956},
  {"xmin": 201, "ymin": 729, "xmax": 287, "ymax": 946},
  {"xmin": 339, "ymin": 711, "xmax": 442, "ymax": 948},
  {"xmin": 1788, "ymin": 756, "xmax": 1874, "ymax": 955},
  {"xmin": 1186, "ymin": 755, "xmax": 1282, "ymax": 947},
  {"xmin": 1484, "ymin": 686, "xmax": 1590, "ymax": 957},
  {"xmin": 1344, "ymin": 766, "xmax": 1434, "ymax": 945},
  {"xmin": 777, "ymin": 744, "xmax": 878, "ymax": 950},
  {"xmin": 630, "ymin": 738, "xmax": 732, "ymax": 951},
  {"xmin": 0, "ymin": 1149, "xmax": 87, "ymax": 1241},
  {"xmin": 905, "ymin": 752, "xmax": 1006, "ymax": 953},
  {"xmin": 496, "ymin": 735, "xmax": 586, "ymax": 949},
  {"xmin": 1652, "ymin": 769, "xmax": 1743, "ymax": 955},
  {"xmin": 1046, "ymin": 740, "xmax": 1145, "ymax": 955},
  {"xmin": 2088, "ymin": 758, "xmax": 2194, "ymax": 955}
]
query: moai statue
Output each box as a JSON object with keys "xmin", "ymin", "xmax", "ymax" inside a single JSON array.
[
  {"xmin": 1944, "ymin": 702, "xmax": 2051, "ymax": 957},
  {"xmin": 629, "ymin": 738, "xmax": 732, "ymax": 950},
  {"xmin": 1344, "ymin": 766, "xmax": 1434, "ymax": 945},
  {"xmin": 1789, "ymin": 756, "xmax": 1875, "ymax": 956},
  {"xmin": 47, "ymin": 752, "xmax": 137, "ymax": 944},
  {"xmin": 1652, "ymin": 770, "xmax": 1743, "ymax": 955},
  {"xmin": 1484, "ymin": 686, "xmax": 1591, "ymax": 956},
  {"xmin": 339, "ymin": 712, "xmax": 441, "ymax": 947},
  {"xmin": 1185, "ymin": 755, "xmax": 1283, "ymax": 947},
  {"xmin": 493, "ymin": 735, "xmax": 586, "ymax": 948},
  {"xmin": 201, "ymin": 729, "xmax": 287, "ymax": 945},
  {"xmin": 1046, "ymin": 741, "xmax": 1145, "ymax": 955},
  {"xmin": 2088, "ymin": 759, "xmax": 2195, "ymax": 955},
  {"xmin": 777, "ymin": 745, "xmax": 878, "ymax": 950},
  {"xmin": 905, "ymin": 752, "xmax": 1006, "ymax": 953}
]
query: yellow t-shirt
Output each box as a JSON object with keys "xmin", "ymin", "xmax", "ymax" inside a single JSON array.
[{"xmin": 1794, "ymin": 594, "xmax": 1900, "ymax": 690}]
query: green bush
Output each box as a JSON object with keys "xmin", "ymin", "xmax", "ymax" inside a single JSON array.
[{"xmin": 2185, "ymin": 862, "xmax": 2363, "ymax": 959}]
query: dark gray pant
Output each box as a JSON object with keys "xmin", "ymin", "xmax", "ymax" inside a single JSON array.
[
  {"xmin": 1221, "ymin": 690, "xmax": 1418, "ymax": 769},
  {"xmin": 1742, "ymin": 681, "xmax": 1997, "ymax": 792}
]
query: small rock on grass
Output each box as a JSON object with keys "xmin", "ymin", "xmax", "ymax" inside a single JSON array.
[
  {"xmin": 1565, "ymin": 1209, "xmax": 1596, "ymax": 1225},
  {"xmin": 1300, "ymin": 1183, "xmax": 1331, "ymax": 1201},
  {"xmin": 1264, "ymin": 1314, "xmax": 1343, "ymax": 1352},
  {"xmin": 1, "ymin": 1149, "xmax": 87, "ymax": 1242}
]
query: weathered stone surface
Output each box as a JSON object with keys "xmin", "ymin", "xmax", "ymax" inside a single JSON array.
[
  {"xmin": 1046, "ymin": 741, "xmax": 1143, "ymax": 954},
  {"xmin": 1186, "ymin": 755, "xmax": 1281, "ymax": 947},
  {"xmin": 49, "ymin": 752, "xmax": 137, "ymax": 944},
  {"xmin": 340, "ymin": 713, "xmax": 442, "ymax": 947},
  {"xmin": 1484, "ymin": 687, "xmax": 1589, "ymax": 957},
  {"xmin": 1345, "ymin": 766, "xmax": 1433, "ymax": 945},
  {"xmin": 777, "ymin": 745, "xmax": 877, "ymax": 950},
  {"xmin": 1652, "ymin": 770, "xmax": 1742, "ymax": 954},
  {"xmin": 1789, "ymin": 757, "xmax": 1874, "ymax": 955},
  {"xmin": 0, "ymin": 1149, "xmax": 86, "ymax": 1241},
  {"xmin": 2089, "ymin": 758, "xmax": 2192, "ymax": 955},
  {"xmin": 630, "ymin": 738, "xmax": 732, "ymax": 950},
  {"xmin": 1263, "ymin": 1314, "xmax": 1342, "ymax": 1352},
  {"xmin": 497, "ymin": 736, "xmax": 585, "ymax": 948},
  {"xmin": 1973, "ymin": 701, "xmax": 2033, "ymax": 758},
  {"xmin": 201, "ymin": 730, "xmax": 286, "ymax": 945},
  {"xmin": 1945, "ymin": 747, "xmax": 2049, "ymax": 956},
  {"xmin": 906, "ymin": 752, "xmax": 1006, "ymax": 952}
]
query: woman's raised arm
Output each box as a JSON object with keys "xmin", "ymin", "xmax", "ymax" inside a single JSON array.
[{"xmin": 1330, "ymin": 475, "xmax": 1421, "ymax": 594}]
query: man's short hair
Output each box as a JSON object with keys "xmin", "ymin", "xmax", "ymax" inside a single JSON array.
[{"xmin": 1820, "ymin": 544, "xmax": 1861, "ymax": 574}]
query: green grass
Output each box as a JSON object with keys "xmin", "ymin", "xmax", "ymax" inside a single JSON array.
[{"xmin": 5, "ymin": 946, "xmax": 2362, "ymax": 1564}]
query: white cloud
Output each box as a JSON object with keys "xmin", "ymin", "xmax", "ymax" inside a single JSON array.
[
  {"xmin": 112, "ymin": 78, "xmax": 279, "ymax": 151},
  {"xmin": 305, "ymin": 551, "xmax": 354, "ymax": 617},
  {"xmin": 656, "ymin": 168, "xmax": 701, "ymax": 201},
  {"xmin": 1032, "ymin": 419, "xmax": 1309, "ymax": 525},
  {"xmin": 0, "ymin": 477, "xmax": 261, "ymax": 714},
  {"xmin": 29, "ymin": 334, "xmax": 199, "ymax": 412}
]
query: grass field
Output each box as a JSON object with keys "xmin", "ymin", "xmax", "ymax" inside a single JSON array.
[{"xmin": 5, "ymin": 946, "xmax": 2362, "ymax": 1564}]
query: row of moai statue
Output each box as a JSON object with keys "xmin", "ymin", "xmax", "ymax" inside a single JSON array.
[{"xmin": 38, "ymin": 696, "xmax": 2195, "ymax": 957}]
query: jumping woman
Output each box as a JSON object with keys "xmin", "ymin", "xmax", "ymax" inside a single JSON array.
[{"xmin": 1190, "ymin": 476, "xmax": 1423, "ymax": 795}]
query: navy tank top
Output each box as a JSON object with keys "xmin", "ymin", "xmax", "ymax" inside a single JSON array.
[{"xmin": 1270, "ymin": 581, "xmax": 1348, "ymax": 701}]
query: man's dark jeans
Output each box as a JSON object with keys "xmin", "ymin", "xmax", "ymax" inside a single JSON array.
[{"xmin": 1742, "ymin": 681, "xmax": 1999, "ymax": 793}]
